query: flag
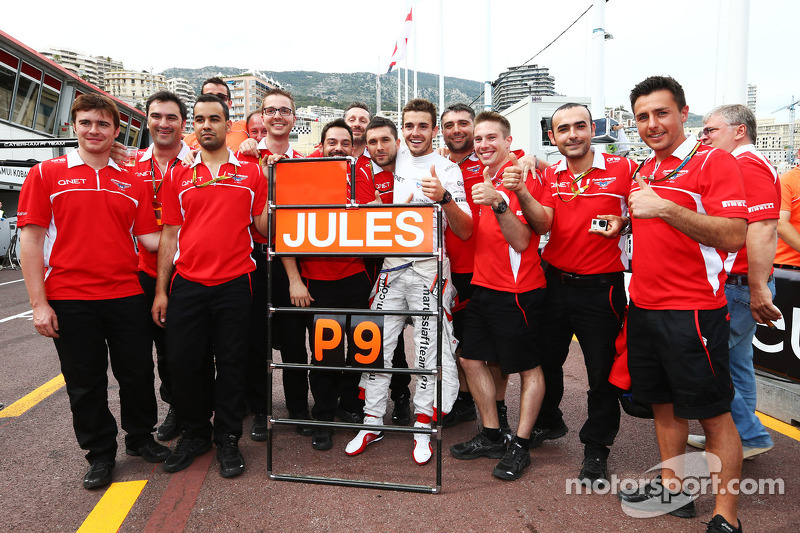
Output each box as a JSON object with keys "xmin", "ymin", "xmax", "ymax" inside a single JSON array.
[{"xmin": 386, "ymin": 8, "xmax": 413, "ymax": 74}]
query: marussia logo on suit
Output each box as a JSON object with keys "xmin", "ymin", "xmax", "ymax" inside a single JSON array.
[{"xmin": 110, "ymin": 179, "xmax": 131, "ymax": 190}]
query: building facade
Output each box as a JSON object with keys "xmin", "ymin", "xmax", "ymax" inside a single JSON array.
[
  {"xmin": 492, "ymin": 64, "xmax": 556, "ymax": 112},
  {"xmin": 105, "ymin": 70, "xmax": 167, "ymax": 109},
  {"xmin": 41, "ymin": 47, "xmax": 123, "ymax": 89},
  {"xmin": 221, "ymin": 73, "xmax": 279, "ymax": 122}
]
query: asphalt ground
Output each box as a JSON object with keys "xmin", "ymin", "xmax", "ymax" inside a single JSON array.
[{"xmin": 1, "ymin": 267, "xmax": 798, "ymax": 532}]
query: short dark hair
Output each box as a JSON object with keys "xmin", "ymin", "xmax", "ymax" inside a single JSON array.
[
  {"xmin": 441, "ymin": 103, "xmax": 475, "ymax": 124},
  {"xmin": 345, "ymin": 101, "xmax": 371, "ymax": 117},
  {"xmin": 263, "ymin": 88, "xmax": 296, "ymax": 113},
  {"xmin": 550, "ymin": 103, "xmax": 592, "ymax": 129},
  {"xmin": 71, "ymin": 93, "xmax": 119, "ymax": 129},
  {"xmin": 402, "ymin": 98, "xmax": 438, "ymax": 128},
  {"xmin": 201, "ymin": 77, "xmax": 230, "ymax": 100},
  {"xmin": 474, "ymin": 111, "xmax": 511, "ymax": 138},
  {"xmin": 195, "ymin": 93, "xmax": 229, "ymax": 121},
  {"xmin": 321, "ymin": 118, "xmax": 353, "ymax": 145},
  {"xmin": 630, "ymin": 75, "xmax": 686, "ymax": 112},
  {"xmin": 146, "ymin": 91, "xmax": 188, "ymax": 121},
  {"xmin": 365, "ymin": 116, "xmax": 398, "ymax": 140},
  {"xmin": 705, "ymin": 104, "xmax": 757, "ymax": 144}
]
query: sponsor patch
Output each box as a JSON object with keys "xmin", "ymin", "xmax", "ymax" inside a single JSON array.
[{"xmin": 110, "ymin": 178, "xmax": 131, "ymax": 190}]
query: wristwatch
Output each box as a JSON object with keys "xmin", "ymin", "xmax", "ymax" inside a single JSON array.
[
  {"xmin": 492, "ymin": 200, "xmax": 508, "ymax": 214},
  {"xmin": 438, "ymin": 190, "xmax": 452, "ymax": 205},
  {"xmin": 620, "ymin": 217, "xmax": 632, "ymax": 236}
]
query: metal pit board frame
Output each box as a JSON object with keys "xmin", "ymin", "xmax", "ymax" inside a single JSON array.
[{"xmin": 265, "ymin": 157, "xmax": 445, "ymax": 493}]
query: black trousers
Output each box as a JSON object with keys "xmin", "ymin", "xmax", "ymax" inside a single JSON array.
[
  {"xmin": 306, "ymin": 271, "xmax": 371, "ymax": 421},
  {"xmin": 247, "ymin": 249, "xmax": 271, "ymax": 415},
  {"xmin": 139, "ymin": 271, "xmax": 171, "ymax": 404},
  {"xmin": 535, "ymin": 269, "xmax": 626, "ymax": 460},
  {"xmin": 166, "ymin": 274, "xmax": 251, "ymax": 443},
  {"xmin": 51, "ymin": 295, "xmax": 157, "ymax": 464}
]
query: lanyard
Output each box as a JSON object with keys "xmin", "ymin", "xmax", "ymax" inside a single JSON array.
[
  {"xmin": 150, "ymin": 157, "xmax": 180, "ymax": 199},
  {"xmin": 192, "ymin": 164, "xmax": 236, "ymax": 188},
  {"xmin": 555, "ymin": 167, "xmax": 594, "ymax": 203},
  {"xmin": 632, "ymin": 142, "xmax": 700, "ymax": 184}
]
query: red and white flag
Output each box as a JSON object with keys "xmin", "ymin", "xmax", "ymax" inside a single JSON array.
[{"xmin": 386, "ymin": 8, "xmax": 413, "ymax": 74}]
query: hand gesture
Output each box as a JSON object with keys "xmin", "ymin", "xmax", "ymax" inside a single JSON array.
[
  {"xmin": 421, "ymin": 165, "xmax": 446, "ymax": 202},
  {"xmin": 472, "ymin": 167, "xmax": 501, "ymax": 207},
  {"xmin": 502, "ymin": 153, "xmax": 526, "ymax": 193},
  {"xmin": 629, "ymin": 176, "xmax": 666, "ymax": 219}
]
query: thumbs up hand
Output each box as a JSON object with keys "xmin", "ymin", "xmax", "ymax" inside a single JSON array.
[
  {"xmin": 629, "ymin": 175, "xmax": 667, "ymax": 219},
  {"xmin": 502, "ymin": 153, "xmax": 525, "ymax": 192},
  {"xmin": 421, "ymin": 164, "xmax": 446, "ymax": 202},
  {"xmin": 472, "ymin": 167, "xmax": 503, "ymax": 207}
]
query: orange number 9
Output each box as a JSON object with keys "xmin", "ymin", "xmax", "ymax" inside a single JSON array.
[{"xmin": 353, "ymin": 321, "xmax": 381, "ymax": 365}]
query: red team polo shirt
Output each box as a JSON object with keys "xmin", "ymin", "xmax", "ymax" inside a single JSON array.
[
  {"xmin": 444, "ymin": 153, "xmax": 484, "ymax": 274},
  {"xmin": 728, "ymin": 145, "xmax": 781, "ymax": 276},
  {"xmin": 355, "ymin": 159, "xmax": 394, "ymax": 204},
  {"xmin": 132, "ymin": 142, "xmax": 191, "ymax": 278},
  {"xmin": 18, "ymin": 150, "xmax": 159, "ymax": 300},
  {"xmin": 541, "ymin": 149, "xmax": 636, "ymax": 274},
  {"xmin": 471, "ymin": 160, "xmax": 547, "ymax": 294},
  {"xmin": 629, "ymin": 138, "xmax": 748, "ymax": 310},
  {"xmin": 162, "ymin": 151, "xmax": 266, "ymax": 286}
]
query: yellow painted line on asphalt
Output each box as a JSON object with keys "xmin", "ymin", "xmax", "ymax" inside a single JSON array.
[
  {"xmin": 0, "ymin": 374, "xmax": 65, "ymax": 418},
  {"xmin": 756, "ymin": 411, "xmax": 800, "ymax": 442},
  {"xmin": 77, "ymin": 480, "xmax": 147, "ymax": 533}
]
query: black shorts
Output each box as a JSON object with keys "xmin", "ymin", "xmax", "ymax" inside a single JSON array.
[
  {"xmin": 450, "ymin": 272, "xmax": 474, "ymax": 344},
  {"xmin": 627, "ymin": 302, "xmax": 734, "ymax": 420},
  {"xmin": 461, "ymin": 286, "xmax": 544, "ymax": 374}
]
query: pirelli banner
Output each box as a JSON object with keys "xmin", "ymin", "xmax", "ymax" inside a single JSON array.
[
  {"xmin": 754, "ymin": 268, "xmax": 800, "ymax": 382},
  {"xmin": 272, "ymin": 158, "xmax": 434, "ymax": 256}
]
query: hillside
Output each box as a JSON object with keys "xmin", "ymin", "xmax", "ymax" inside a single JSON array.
[{"xmin": 161, "ymin": 67, "xmax": 484, "ymax": 111}]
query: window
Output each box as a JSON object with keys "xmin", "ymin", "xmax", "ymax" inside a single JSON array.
[
  {"xmin": 12, "ymin": 62, "xmax": 42, "ymax": 129},
  {"xmin": 34, "ymin": 75, "xmax": 61, "ymax": 134}
]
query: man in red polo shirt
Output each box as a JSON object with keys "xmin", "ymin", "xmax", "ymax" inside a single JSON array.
[
  {"xmin": 449, "ymin": 111, "xmax": 547, "ymax": 481},
  {"xmin": 19, "ymin": 93, "xmax": 167, "ymax": 490},
  {"xmin": 511, "ymin": 103, "xmax": 635, "ymax": 487},
  {"xmin": 775, "ymin": 149, "xmax": 800, "ymax": 268},
  {"xmin": 617, "ymin": 77, "xmax": 747, "ymax": 533},
  {"xmin": 132, "ymin": 91, "xmax": 191, "ymax": 443},
  {"xmin": 281, "ymin": 119, "xmax": 372, "ymax": 450},
  {"xmin": 687, "ymin": 104, "xmax": 781, "ymax": 459},
  {"xmin": 153, "ymin": 94, "xmax": 268, "ymax": 478}
]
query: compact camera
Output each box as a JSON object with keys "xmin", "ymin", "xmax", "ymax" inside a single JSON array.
[{"xmin": 590, "ymin": 218, "xmax": 608, "ymax": 231}]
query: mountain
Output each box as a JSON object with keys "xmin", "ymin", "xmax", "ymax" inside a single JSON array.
[{"xmin": 161, "ymin": 67, "xmax": 484, "ymax": 111}]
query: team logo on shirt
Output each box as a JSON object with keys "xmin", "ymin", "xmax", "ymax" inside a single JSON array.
[
  {"xmin": 722, "ymin": 200, "xmax": 747, "ymax": 208},
  {"xmin": 466, "ymin": 164, "xmax": 481, "ymax": 173},
  {"xmin": 110, "ymin": 179, "xmax": 132, "ymax": 190},
  {"xmin": 593, "ymin": 177, "xmax": 616, "ymax": 189},
  {"xmin": 225, "ymin": 173, "xmax": 245, "ymax": 183},
  {"xmin": 607, "ymin": 157, "xmax": 621, "ymax": 162}
]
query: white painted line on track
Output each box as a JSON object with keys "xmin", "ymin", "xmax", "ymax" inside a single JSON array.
[
  {"xmin": 0, "ymin": 310, "xmax": 32, "ymax": 323},
  {"xmin": 0, "ymin": 278, "xmax": 24, "ymax": 286}
]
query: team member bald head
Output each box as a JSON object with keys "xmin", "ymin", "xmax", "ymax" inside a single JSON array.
[
  {"xmin": 245, "ymin": 110, "xmax": 268, "ymax": 143},
  {"xmin": 688, "ymin": 104, "xmax": 781, "ymax": 460},
  {"xmin": 347, "ymin": 99, "xmax": 472, "ymax": 465},
  {"xmin": 135, "ymin": 91, "xmax": 191, "ymax": 442},
  {"xmin": 153, "ymin": 93, "xmax": 270, "ymax": 479},
  {"xmin": 183, "ymin": 77, "xmax": 248, "ymax": 151},
  {"xmin": 344, "ymin": 102, "xmax": 371, "ymax": 158},
  {"xmin": 523, "ymin": 102, "xmax": 636, "ymax": 486},
  {"xmin": 18, "ymin": 93, "xmax": 167, "ymax": 489},
  {"xmin": 449, "ymin": 112, "xmax": 547, "ymax": 481},
  {"xmin": 619, "ymin": 76, "xmax": 747, "ymax": 532}
]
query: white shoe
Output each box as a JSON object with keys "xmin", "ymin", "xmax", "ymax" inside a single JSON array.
[
  {"xmin": 413, "ymin": 421, "xmax": 432, "ymax": 465},
  {"xmin": 345, "ymin": 415, "xmax": 383, "ymax": 456},
  {"xmin": 742, "ymin": 444, "xmax": 773, "ymax": 460},
  {"xmin": 687, "ymin": 434, "xmax": 706, "ymax": 450}
]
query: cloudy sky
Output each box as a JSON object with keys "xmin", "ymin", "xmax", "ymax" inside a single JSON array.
[{"xmin": 4, "ymin": 0, "xmax": 798, "ymax": 120}]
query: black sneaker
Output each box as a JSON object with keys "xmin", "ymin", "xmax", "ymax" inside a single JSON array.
[
  {"xmin": 497, "ymin": 404, "xmax": 513, "ymax": 441},
  {"xmin": 704, "ymin": 514, "xmax": 742, "ymax": 533},
  {"xmin": 291, "ymin": 410, "xmax": 314, "ymax": 436},
  {"xmin": 125, "ymin": 437, "xmax": 171, "ymax": 463},
  {"xmin": 336, "ymin": 406, "xmax": 364, "ymax": 425},
  {"xmin": 312, "ymin": 427, "xmax": 333, "ymax": 451},
  {"xmin": 163, "ymin": 436, "xmax": 212, "ymax": 473},
  {"xmin": 391, "ymin": 395, "xmax": 411, "ymax": 426},
  {"xmin": 157, "ymin": 407, "xmax": 181, "ymax": 441},
  {"xmin": 530, "ymin": 420, "xmax": 568, "ymax": 449},
  {"xmin": 250, "ymin": 413, "xmax": 268, "ymax": 442},
  {"xmin": 216, "ymin": 436, "xmax": 245, "ymax": 478},
  {"xmin": 578, "ymin": 457, "xmax": 608, "ymax": 489},
  {"xmin": 618, "ymin": 476, "xmax": 696, "ymax": 518},
  {"xmin": 441, "ymin": 396, "xmax": 478, "ymax": 428},
  {"xmin": 450, "ymin": 431, "xmax": 507, "ymax": 460},
  {"xmin": 83, "ymin": 461, "xmax": 114, "ymax": 490},
  {"xmin": 492, "ymin": 441, "xmax": 531, "ymax": 481}
]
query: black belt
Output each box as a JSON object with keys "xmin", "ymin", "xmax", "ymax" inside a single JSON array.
[
  {"xmin": 546, "ymin": 266, "xmax": 622, "ymax": 288},
  {"xmin": 774, "ymin": 263, "xmax": 800, "ymax": 271},
  {"xmin": 252, "ymin": 243, "xmax": 269, "ymax": 254},
  {"xmin": 726, "ymin": 274, "xmax": 774, "ymax": 286}
]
